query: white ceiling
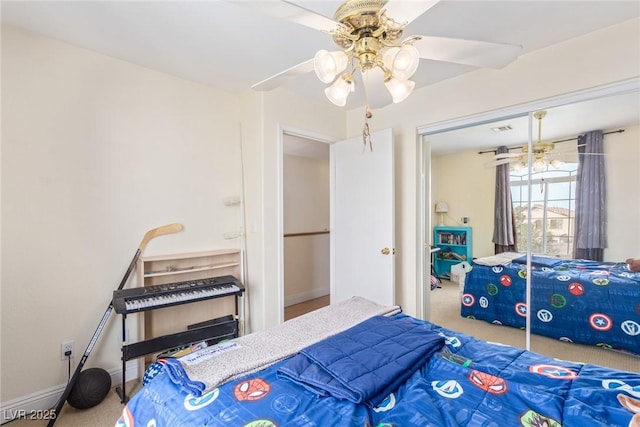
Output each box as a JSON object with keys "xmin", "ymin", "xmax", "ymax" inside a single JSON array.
[
  {"xmin": 2, "ymin": 0, "xmax": 639, "ymax": 108},
  {"xmin": 428, "ymin": 90, "xmax": 640, "ymax": 155},
  {"xmin": 2, "ymin": 1, "xmax": 639, "ymax": 156}
]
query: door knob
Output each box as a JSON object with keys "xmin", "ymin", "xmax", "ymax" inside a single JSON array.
[{"xmin": 381, "ymin": 247, "xmax": 390, "ymax": 255}]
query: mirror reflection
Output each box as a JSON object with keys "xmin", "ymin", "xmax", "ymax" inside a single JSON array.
[{"xmin": 425, "ymin": 89, "xmax": 640, "ymax": 371}]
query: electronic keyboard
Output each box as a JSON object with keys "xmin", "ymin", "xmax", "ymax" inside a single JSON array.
[{"xmin": 112, "ymin": 275, "xmax": 244, "ymax": 314}]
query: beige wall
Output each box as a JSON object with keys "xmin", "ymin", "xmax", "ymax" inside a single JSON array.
[
  {"xmin": 431, "ymin": 150, "xmax": 496, "ymax": 258},
  {"xmin": 604, "ymin": 123, "xmax": 640, "ymax": 261},
  {"xmin": 283, "ymin": 155, "xmax": 330, "ymax": 234},
  {"xmin": 283, "ymin": 154, "xmax": 330, "ymax": 305},
  {"xmin": 1, "ymin": 26, "xmax": 244, "ymax": 403}
]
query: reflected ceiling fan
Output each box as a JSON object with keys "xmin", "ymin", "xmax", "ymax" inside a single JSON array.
[
  {"xmin": 248, "ymin": 0, "xmax": 522, "ymax": 109},
  {"xmin": 485, "ymin": 111, "xmax": 581, "ymax": 171}
]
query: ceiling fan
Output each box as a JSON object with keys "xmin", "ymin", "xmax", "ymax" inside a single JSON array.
[
  {"xmin": 247, "ymin": 0, "xmax": 522, "ymax": 109},
  {"xmin": 485, "ymin": 111, "xmax": 580, "ymax": 171}
]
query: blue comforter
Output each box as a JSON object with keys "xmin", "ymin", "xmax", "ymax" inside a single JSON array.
[
  {"xmin": 461, "ymin": 259, "xmax": 640, "ymax": 355},
  {"xmin": 117, "ymin": 314, "xmax": 640, "ymax": 427},
  {"xmin": 276, "ymin": 315, "xmax": 444, "ymax": 407}
]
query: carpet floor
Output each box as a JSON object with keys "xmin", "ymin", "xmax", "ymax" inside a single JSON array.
[{"xmin": 6, "ymin": 381, "xmax": 140, "ymax": 427}]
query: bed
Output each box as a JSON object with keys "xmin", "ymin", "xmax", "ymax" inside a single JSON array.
[
  {"xmin": 460, "ymin": 254, "xmax": 640, "ymax": 355},
  {"xmin": 115, "ymin": 296, "xmax": 640, "ymax": 427}
]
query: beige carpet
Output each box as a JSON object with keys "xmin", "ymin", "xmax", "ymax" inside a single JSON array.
[
  {"xmin": 430, "ymin": 279, "xmax": 639, "ymax": 373},
  {"xmin": 6, "ymin": 381, "xmax": 140, "ymax": 427}
]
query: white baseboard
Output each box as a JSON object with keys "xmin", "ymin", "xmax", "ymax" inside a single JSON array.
[
  {"xmin": 0, "ymin": 363, "xmax": 138, "ymax": 425},
  {"xmin": 284, "ymin": 288, "xmax": 329, "ymax": 307}
]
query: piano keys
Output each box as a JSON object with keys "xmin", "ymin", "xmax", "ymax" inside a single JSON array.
[{"xmin": 112, "ymin": 274, "xmax": 244, "ymax": 314}]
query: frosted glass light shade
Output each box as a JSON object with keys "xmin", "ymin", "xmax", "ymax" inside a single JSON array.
[
  {"xmin": 384, "ymin": 76, "xmax": 415, "ymax": 103},
  {"xmin": 550, "ymin": 159, "xmax": 564, "ymax": 169},
  {"xmin": 511, "ymin": 161, "xmax": 526, "ymax": 171},
  {"xmin": 314, "ymin": 50, "xmax": 349, "ymax": 84},
  {"xmin": 384, "ymin": 45, "xmax": 419, "ymax": 80},
  {"xmin": 324, "ymin": 74, "xmax": 354, "ymax": 106},
  {"xmin": 533, "ymin": 158, "xmax": 546, "ymax": 172}
]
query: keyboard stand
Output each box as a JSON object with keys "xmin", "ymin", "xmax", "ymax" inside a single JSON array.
[{"xmin": 116, "ymin": 293, "xmax": 242, "ymax": 403}]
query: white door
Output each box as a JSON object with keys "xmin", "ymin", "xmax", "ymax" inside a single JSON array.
[{"xmin": 330, "ymin": 128, "xmax": 395, "ymax": 306}]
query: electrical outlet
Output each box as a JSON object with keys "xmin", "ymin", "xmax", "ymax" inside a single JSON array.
[{"xmin": 61, "ymin": 341, "xmax": 74, "ymax": 360}]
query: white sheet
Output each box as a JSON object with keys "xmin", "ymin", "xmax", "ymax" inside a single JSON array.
[
  {"xmin": 472, "ymin": 252, "xmax": 524, "ymax": 266},
  {"xmin": 165, "ymin": 296, "xmax": 402, "ymax": 396}
]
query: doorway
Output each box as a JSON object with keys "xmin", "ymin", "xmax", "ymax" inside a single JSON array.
[
  {"xmin": 279, "ymin": 127, "xmax": 396, "ymax": 321},
  {"xmin": 282, "ymin": 131, "xmax": 331, "ymax": 320}
]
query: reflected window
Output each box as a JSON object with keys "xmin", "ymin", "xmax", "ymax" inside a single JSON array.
[{"xmin": 510, "ymin": 163, "xmax": 578, "ymax": 257}]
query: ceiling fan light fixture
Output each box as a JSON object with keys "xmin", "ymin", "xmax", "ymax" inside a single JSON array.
[
  {"xmin": 384, "ymin": 44, "xmax": 420, "ymax": 80},
  {"xmin": 311, "ymin": 0, "xmax": 426, "ymax": 108},
  {"xmin": 511, "ymin": 161, "xmax": 526, "ymax": 171},
  {"xmin": 507, "ymin": 111, "xmax": 563, "ymax": 172},
  {"xmin": 325, "ymin": 72, "xmax": 355, "ymax": 106},
  {"xmin": 533, "ymin": 158, "xmax": 547, "ymax": 172},
  {"xmin": 550, "ymin": 159, "xmax": 564, "ymax": 169},
  {"xmin": 314, "ymin": 49, "xmax": 349, "ymax": 84},
  {"xmin": 384, "ymin": 74, "xmax": 415, "ymax": 103}
]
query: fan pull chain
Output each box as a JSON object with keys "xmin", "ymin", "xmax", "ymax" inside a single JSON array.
[
  {"xmin": 362, "ymin": 71, "xmax": 373, "ymax": 152},
  {"xmin": 363, "ymin": 107, "xmax": 373, "ymax": 152}
]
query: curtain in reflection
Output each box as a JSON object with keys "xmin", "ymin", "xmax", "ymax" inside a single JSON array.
[
  {"xmin": 574, "ymin": 130, "xmax": 606, "ymax": 261},
  {"xmin": 493, "ymin": 146, "xmax": 517, "ymax": 254}
]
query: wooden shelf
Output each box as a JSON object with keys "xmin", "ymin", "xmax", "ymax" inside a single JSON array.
[
  {"xmin": 132, "ymin": 248, "xmax": 244, "ymax": 375},
  {"xmin": 143, "ymin": 262, "xmax": 241, "ymax": 278}
]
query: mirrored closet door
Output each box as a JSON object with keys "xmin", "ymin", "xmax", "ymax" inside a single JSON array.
[
  {"xmin": 423, "ymin": 112, "xmax": 531, "ymax": 352},
  {"xmin": 523, "ymin": 91, "xmax": 639, "ymax": 369},
  {"xmin": 419, "ymin": 85, "xmax": 640, "ymax": 371}
]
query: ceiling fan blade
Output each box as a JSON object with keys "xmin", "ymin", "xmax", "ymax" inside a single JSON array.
[
  {"xmin": 551, "ymin": 142, "xmax": 580, "ymax": 151},
  {"xmin": 485, "ymin": 158, "xmax": 516, "ymax": 168},
  {"xmin": 251, "ymin": 59, "xmax": 315, "ymax": 91},
  {"xmin": 385, "ymin": 0, "xmax": 440, "ymax": 24},
  {"xmin": 235, "ymin": 1, "xmax": 337, "ymax": 32},
  {"xmin": 494, "ymin": 152, "xmax": 522, "ymax": 160},
  {"xmin": 413, "ymin": 36, "xmax": 522, "ymax": 69}
]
